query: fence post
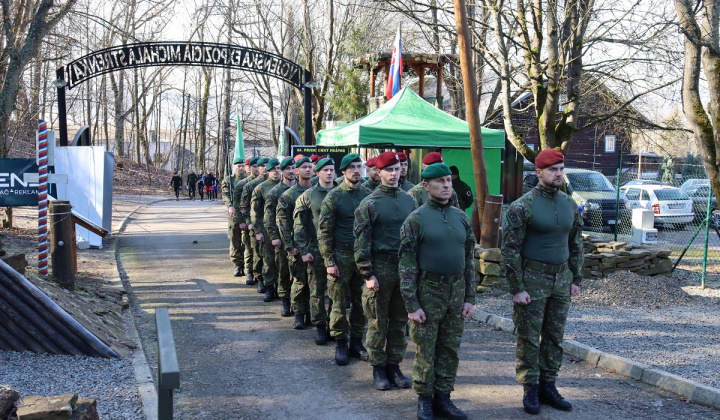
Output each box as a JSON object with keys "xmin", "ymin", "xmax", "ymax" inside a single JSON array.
[
  {"xmin": 701, "ymin": 185, "xmax": 713, "ymax": 289},
  {"xmin": 614, "ymin": 149, "xmax": 622, "ymax": 241},
  {"xmin": 156, "ymin": 308, "xmax": 180, "ymax": 420}
]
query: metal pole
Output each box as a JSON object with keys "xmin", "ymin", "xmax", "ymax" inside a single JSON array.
[
  {"xmin": 55, "ymin": 68, "xmax": 69, "ymax": 147},
  {"xmin": 701, "ymin": 184, "xmax": 712, "ymax": 289},
  {"xmin": 614, "ymin": 148, "xmax": 622, "ymax": 241},
  {"xmin": 452, "ymin": 0, "xmax": 489, "ymax": 242},
  {"xmin": 304, "ymin": 70, "xmax": 314, "ymax": 146}
]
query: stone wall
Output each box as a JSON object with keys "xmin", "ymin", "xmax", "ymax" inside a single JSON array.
[
  {"xmin": 0, "ymin": 385, "xmax": 99, "ymax": 420},
  {"xmin": 475, "ymin": 236, "xmax": 674, "ymax": 293}
]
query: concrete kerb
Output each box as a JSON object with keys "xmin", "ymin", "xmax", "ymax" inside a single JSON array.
[
  {"xmin": 471, "ymin": 309, "xmax": 720, "ymax": 410},
  {"xmin": 112, "ymin": 197, "xmax": 171, "ymax": 420}
]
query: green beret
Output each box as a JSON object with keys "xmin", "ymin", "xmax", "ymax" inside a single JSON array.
[
  {"xmin": 265, "ymin": 158, "xmax": 280, "ymax": 170},
  {"xmin": 295, "ymin": 156, "xmax": 312, "ymax": 168},
  {"xmin": 257, "ymin": 157, "xmax": 270, "ymax": 165},
  {"xmin": 248, "ymin": 157, "xmax": 259, "ymax": 166},
  {"xmin": 233, "ymin": 156, "xmax": 244, "ymax": 165},
  {"xmin": 279, "ymin": 156, "xmax": 294, "ymax": 170},
  {"xmin": 421, "ymin": 163, "xmax": 452, "ymax": 179},
  {"xmin": 339, "ymin": 153, "xmax": 362, "ymax": 171},
  {"xmin": 315, "ymin": 157, "xmax": 335, "ymax": 172}
]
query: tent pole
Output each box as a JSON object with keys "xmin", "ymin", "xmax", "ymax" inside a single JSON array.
[{"xmin": 452, "ymin": 0, "xmax": 489, "ymax": 243}]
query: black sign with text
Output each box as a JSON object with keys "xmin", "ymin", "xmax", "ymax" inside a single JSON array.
[
  {"xmin": 0, "ymin": 159, "xmax": 39, "ymax": 206},
  {"xmin": 291, "ymin": 146, "xmax": 354, "ymax": 170}
]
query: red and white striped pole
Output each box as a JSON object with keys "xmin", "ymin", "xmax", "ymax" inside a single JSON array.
[{"xmin": 37, "ymin": 120, "xmax": 49, "ymax": 277}]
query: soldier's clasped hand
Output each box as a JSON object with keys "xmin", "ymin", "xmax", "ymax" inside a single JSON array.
[
  {"xmin": 272, "ymin": 239, "xmax": 281, "ymax": 247},
  {"xmin": 228, "ymin": 207, "xmax": 236, "ymax": 217},
  {"xmin": 513, "ymin": 291, "xmax": 532, "ymax": 306},
  {"xmin": 302, "ymin": 253, "xmax": 314, "ymax": 263},
  {"xmin": 408, "ymin": 309, "xmax": 426, "ymax": 324},
  {"xmin": 365, "ymin": 276, "xmax": 379, "ymax": 292},
  {"xmin": 326, "ymin": 265, "xmax": 340, "ymax": 278}
]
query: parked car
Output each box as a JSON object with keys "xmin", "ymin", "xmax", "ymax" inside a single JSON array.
[
  {"xmin": 620, "ymin": 185, "xmax": 694, "ymax": 228},
  {"xmin": 679, "ymin": 178, "xmax": 709, "ymax": 191},
  {"xmin": 522, "ymin": 168, "xmax": 630, "ymax": 231},
  {"xmin": 621, "ymin": 180, "xmax": 669, "ymax": 187},
  {"xmin": 682, "ymin": 184, "xmax": 718, "ymax": 221}
]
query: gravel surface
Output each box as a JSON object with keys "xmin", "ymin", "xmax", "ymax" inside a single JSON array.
[
  {"xmin": 0, "ymin": 350, "xmax": 143, "ymax": 419},
  {"xmin": 475, "ymin": 269, "xmax": 720, "ymax": 389}
]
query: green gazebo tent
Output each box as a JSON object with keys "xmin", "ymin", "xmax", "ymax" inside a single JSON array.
[{"xmin": 316, "ymin": 87, "xmax": 505, "ymax": 205}]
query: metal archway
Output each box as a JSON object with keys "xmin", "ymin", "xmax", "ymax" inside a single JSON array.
[{"xmin": 55, "ymin": 41, "xmax": 314, "ymax": 146}]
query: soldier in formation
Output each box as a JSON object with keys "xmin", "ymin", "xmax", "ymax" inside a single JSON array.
[
  {"xmin": 251, "ymin": 158, "xmax": 283, "ymax": 302},
  {"xmin": 318, "ymin": 153, "xmax": 371, "ymax": 365},
  {"xmin": 294, "ymin": 157, "xmax": 336, "ymax": 344},
  {"xmin": 399, "ymin": 162, "xmax": 475, "ymax": 420},
  {"xmin": 361, "ymin": 157, "xmax": 380, "ymax": 191},
  {"xmin": 222, "ymin": 157, "xmax": 247, "ymax": 277},
  {"xmin": 236, "ymin": 157, "xmax": 260, "ymax": 284},
  {"xmin": 241, "ymin": 157, "xmax": 269, "ymax": 292},
  {"xmin": 408, "ymin": 152, "xmax": 460, "ymax": 208},
  {"xmin": 263, "ymin": 157, "xmax": 297, "ymax": 313},
  {"xmin": 277, "ymin": 156, "xmax": 315, "ymax": 329},
  {"xmin": 502, "ymin": 148, "xmax": 583, "ymax": 415},
  {"xmin": 354, "ymin": 151, "xmax": 417, "ymax": 391},
  {"xmin": 397, "ymin": 152, "xmax": 415, "ymax": 192}
]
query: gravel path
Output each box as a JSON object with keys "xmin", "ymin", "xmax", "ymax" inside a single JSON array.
[{"xmin": 475, "ymin": 270, "xmax": 720, "ymax": 389}]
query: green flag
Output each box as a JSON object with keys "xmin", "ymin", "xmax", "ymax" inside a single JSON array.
[
  {"xmin": 277, "ymin": 113, "xmax": 285, "ymax": 158},
  {"xmin": 234, "ymin": 112, "xmax": 245, "ymax": 162}
]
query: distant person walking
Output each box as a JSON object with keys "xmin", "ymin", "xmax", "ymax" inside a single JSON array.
[
  {"xmin": 204, "ymin": 172, "xmax": 215, "ymax": 201},
  {"xmin": 450, "ymin": 166, "xmax": 473, "ymax": 210},
  {"xmin": 187, "ymin": 170, "xmax": 198, "ymax": 200},
  {"xmin": 211, "ymin": 172, "xmax": 219, "ymax": 200},
  {"xmin": 170, "ymin": 171, "xmax": 182, "ymax": 201},
  {"xmin": 197, "ymin": 171, "xmax": 205, "ymax": 201}
]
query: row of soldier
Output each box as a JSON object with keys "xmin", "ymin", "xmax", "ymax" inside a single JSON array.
[{"xmin": 220, "ymin": 149, "xmax": 581, "ymax": 419}]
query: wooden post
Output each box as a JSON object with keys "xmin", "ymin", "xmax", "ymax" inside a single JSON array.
[
  {"xmin": 370, "ymin": 68, "xmax": 376, "ymax": 97},
  {"xmin": 480, "ymin": 194, "xmax": 503, "ymax": 248},
  {"xmin": 49, "ymin": 201, "xmax": 76, "ymax": 290},
  {"xmin": 452, "ymin": 0, "xmax": 490, "ymax": 242}
]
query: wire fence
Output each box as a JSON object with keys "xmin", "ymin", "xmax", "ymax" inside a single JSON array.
[{"xmin": 521, "ymin": 151, "xmax": 720, "ymax": 281}]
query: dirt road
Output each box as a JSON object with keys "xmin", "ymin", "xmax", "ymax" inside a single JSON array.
[{"xmin": 117, "ymin": 200, "xmax": 718, "ymax": 419}]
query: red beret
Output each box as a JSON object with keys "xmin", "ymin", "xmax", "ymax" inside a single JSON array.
[
  {"xmin": 535, "ymin": 149, "xmax": 564, "ymax": 169},
  {"xmin": 310, "ymin": 154, "xmax": 320, "ymax": 163},
  {"xmin": 422, "ymin": 152, "xmax": 443, "ymax": 165},
  {"xmin": 397, "ymin": 152, "xmax": 408, "ymax": 162},
  {"xmin": 366, "ymin": 157, "xmax": 377, "ymax": 167},
  {"xmin": 376, "ymin": 151, "xmax": 401, "ymax": 169},
  {"xmin": 244, "ymin": 158, "xmax": 251, "ymax": 165},
  {"xmin": 318, "ymin": 154, "xmax": 328, "ymax": 159},
  {"xmin": 294, "ymin": 154, "xmax": 305, "ymax": 162}
]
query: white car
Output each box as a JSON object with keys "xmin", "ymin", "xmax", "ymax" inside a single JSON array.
[{"xmin": 620, "ymin": 185, "xmax": 694, "ymax": 228}]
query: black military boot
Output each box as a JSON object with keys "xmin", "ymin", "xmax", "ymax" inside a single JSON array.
[
  {"xmin": 372, "ymin": 365, "xmax": 391, "ymax": 390},
  {"xmin": 315, "ymin": 325, "xmax": 327, "ymax": 345},
  {"xmin": 386, "ymin": 364, "xmax": 411, "ymax": 388},
  {"xmin": 539, "ymin": 380, "xmax": 572, "ymax": 411},
  {"xmin": 292, "ymin": 314, "xmax": 305, "ymax": 330},
  {"xmin": 335, "ymin": 339, "xmax": 349, "ymax": 366},
  {"xmin": 263, "ymin": 284, "xmax": 275, "ymax": 302},
  {"xmin": 433, "ymin": 393, "xmax": 467, "ymax": 420},
  {"xmin": 348, "ymin": 337, "xmax": 369, "ymax": 361},
  {"xmin": 245, "ymin": 271, "xmax": 255, "ymax": 285},
  {"xmin": 326, "ymin": 324, "xmax": 335, "ymax": 342},
  {"xmin": 523, "ymin": 383, "xmax": 540, "ymax": 415},
  {"xmin": 304, "ymin": 312, "xmax": 312, "ymax": 327},
  {"xmin": 256, "ymin": 278, "xmax": 265, "ymax": 293},
  {"xmin": 417, "ymin": 395, "xmax": 434, "ymax": 420},
  {"xmin": 233, "ymin": 266, "xmax": 244, "ymax": 277},
  {"xmin": 281, "ymin": 297, "xmax": 292, "ymax": 316}
]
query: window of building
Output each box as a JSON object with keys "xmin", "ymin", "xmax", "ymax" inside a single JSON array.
[{"xmin": 605, "ymin": 135, "xmax": 616, "ymax": 153}]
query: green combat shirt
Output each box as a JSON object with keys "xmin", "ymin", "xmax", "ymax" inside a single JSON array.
[
  {"xmin": 240, "ymin": 174, "xmax": 267, "ymax": 224},
  {"xmin": 398, "ymin": 198, "xmax": 476, "ymax": 313},
  {"xmin": 502, "ymin": 185, "xmax": 584, "ymax": 295},
  {"xmin": 362, "ymin": 178, "xmax": 380, "ymax": 191},
  {"xmin": 250, "ymin": 177, "xmax": 280, "ymax": 237},
  {"xmin": 293, "ymin": 184, "xmax": 334, "ymax": 255},
  {"xmin": 277, "ymin": 184, "xmax": 310, "ymax": 251},
  {"xmin": 264, "ymin": 182, "xmax": 292, "ymax": 243},
  {"xmin": 408, "ymin": 183, "xmax": 461, "ymax": 208},
  {"xmin": 233, "ymin": 174, "xmax": 254, "ymax": 215},
  {"xmin": 318, "ymin": 182, "xmax": 372, "ymax": 267},
  {"xmin": 354, "ymin": 185, "xmax": 417, "ymax": 279},
  {"xmin": 221, "ymin": 173, "xmax": 247, "ymax": 225},
  {"xmin": 399, "ymin": 178, "xmax": 414, "ymax": 192}
]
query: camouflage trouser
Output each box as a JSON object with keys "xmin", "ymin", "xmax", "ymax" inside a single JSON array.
[
  {"xmin": 362, "ymin": 258, "xmax": 407, "ymax": 366},
  {"xmin": 261, "ymin": 239, "xmax": 278, "ymax": 286},
  {"xmin": 242, "ymin": 229, "xmax": 254, "ymax": 274},
  {"xmin": 290, "ymin": 254, "xmax": 309, "ymax": 314},
  {"xmin": 250, "ymin": 230, "xmax": 263, "ymax": 278},
  {"xmin": 276, "ymin": 246, "xmax": 291, "ymax": 298},
  {"xmin": 328, "ymin": 247, "xmax": 366, "ymax": 340},
  {"xmin": 306, "ymin": 247, "xmax": 332, "ymax": 327},
  {"xmin": 513, "ymin": 266, "xmax": 572, "ymax": 384},
  {"xmin": 228, "ymin": 222, "xmax": 244, "ymax": 267},
  {"xmin": 409, "ymin": 273, "xmax": 465, "ymax": 395}
]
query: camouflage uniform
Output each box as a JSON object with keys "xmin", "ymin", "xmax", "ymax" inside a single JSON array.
[
  {"xmin": 318, "ymin": 182, "xmax": 371, "ymax": 339},
  {"xmin": 408, "ymin": 183, "xmax": 461, "ymax": 208},
  {"xmin": 399, "ymin": 198, "xmax": 476, "ymax": 395},
  {"xmin": 277, "ymin": 184, "xmax": 310, "ymax": 314},
  {"xmin": 251, "ymin": 177, "xmax": 281, "ymax": 286},
  {"xmin": 294, "ymin": 184, "xmax": 335, "ymax": 326},
  {"xmin": 399, "ymin": 177, "xmax": 414, "ymax": 192},
  {"xmin": 354, "ymin": 185, "xmax": 417, "ymax": 366},
  {"xmin": 234, "ymin": 174, "xmax": 255, "ymax": 275},
  {"xmin": 362, "ymin": 178, "xmax": 380, "ymax": 191},
  {"xmin": 502, "ymin": 185, "xmax": 583, "ymax": 384},
  {"xmin": 222, "ymin": 173, "xmax": 247, "ymax": 268},
  {"xmin": 241, "ymin": 173, "xmax": 268, "ymax": 279},
  {"xmin": 264, "ymin": 182, "xmax": 292, "ymax": 296}
]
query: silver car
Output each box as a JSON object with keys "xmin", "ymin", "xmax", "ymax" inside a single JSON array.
[{"xmin": 620, "ymin": 185, "xmax": 694, "ymax": 228}]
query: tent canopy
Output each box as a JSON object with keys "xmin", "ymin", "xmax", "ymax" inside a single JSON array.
[{"xmin": 316, "ymin": 87, "xmax": 505, "ymax": 149}]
